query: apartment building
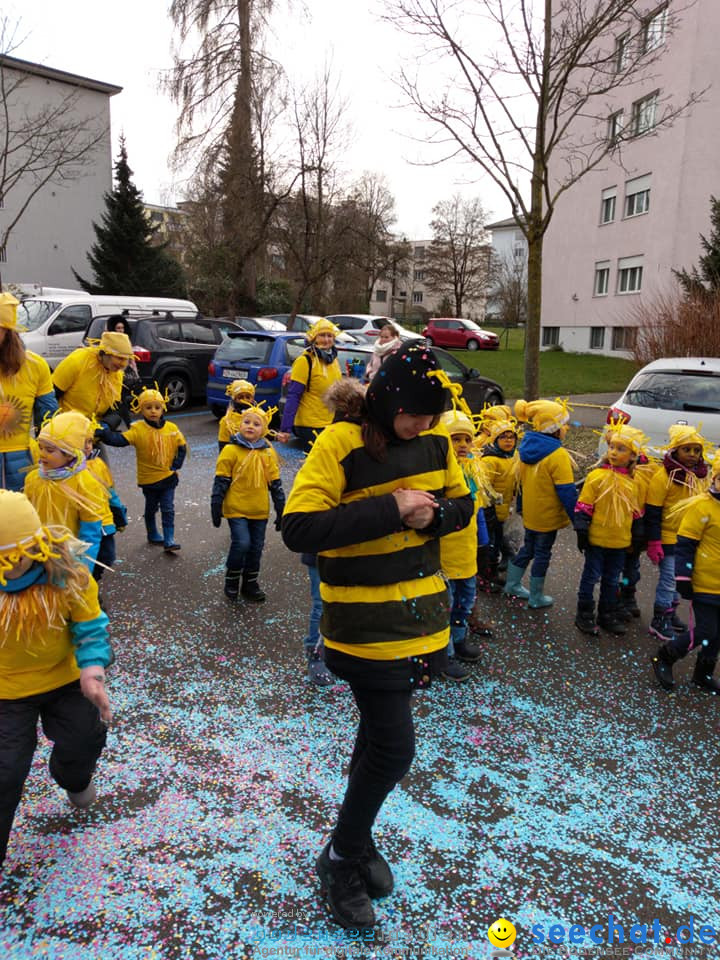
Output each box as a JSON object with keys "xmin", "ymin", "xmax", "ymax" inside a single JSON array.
[
  {"xmin": 1, "ymin": 56, "xmax": 121, "ymax": 288},
  {"xmin": 485, "ymin": 216, "xmax": 528, "ymax": 324},
  {"xmin": 541, "ymin": 1, "xmax": 719, "ymax": 356}
]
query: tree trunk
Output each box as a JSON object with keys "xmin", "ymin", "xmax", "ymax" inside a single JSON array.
[
  {"xmin": 237, "ymin": 0, "xmax": 256, "ymax": 302},
  {"xmin": 525, "ymin": 219, "xmax": 543, "ymax": 400}
]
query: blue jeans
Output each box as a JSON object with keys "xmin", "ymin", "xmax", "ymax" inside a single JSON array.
[
  {"xmin": 654, "ymin": 550, "xmax": 678, "ymax": 609},
  {"xmin": 513, "ymin": 528, "xmax": 558, "ymax": 578},
  {"xmin": 143, "ymin": 485, "xmax": 175, "ymax": 542},
  {"xmin": 226, "ymin": 517, "xmax": 267, "ymax": 572},
  {"xmin": 303, "ymin": 564, "xmax": 323, "ymax": 653},
  {"xmin": 448, "ymin": 576, "xmax": 477, "ymax": 654},
  {"xmin": 621, "ymin": 545, "xmax": 642, "ymax": 591},
  {"xmin": 577, "ymin": 545, "xmax": 626, "ymax": 608}
]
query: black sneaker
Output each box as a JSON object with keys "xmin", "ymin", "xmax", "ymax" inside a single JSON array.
[
  {"xmin": 316, "ymin": 842, "xmax": 376, "ymax": 929},
  {"xmin": 359, "ymin": 838, "xmax": 394, "ymax": 898},
  {"xmin": 442, "ymin": 659, "xmax": 470, "ymax": 682},
  {"xmin": 454, "ymin": 640, "xmax": 481, "ymax": 662}
]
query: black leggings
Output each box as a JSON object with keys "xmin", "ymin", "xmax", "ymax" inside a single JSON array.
[
  {"xmin": 668, "ymin": 599, "xmax": 720, "ymax": 662},
  {"xmin": 332, "ymin": 686, "xmax": 415, "ymax": 859},
  {"xmin": 0, "ymin": 682, "xmax": 107, "ymax": 865}
]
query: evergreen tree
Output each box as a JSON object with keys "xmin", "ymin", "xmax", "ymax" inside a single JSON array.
[
  {"xmin": 674, "ymin": 196, "xmax": 720, "ymax": 300},
  {"xmin": 74, "ymin": 139, "xmax": 187, "ymax": 297}
]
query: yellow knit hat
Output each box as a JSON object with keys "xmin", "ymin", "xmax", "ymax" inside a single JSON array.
[
  {"xmin": 306, "ymin": 318, "xmax": 341, "ymax": 342},
  {"xmin": 240, "ymin": 403, "xmax": 277, "ymax": 437},
  {"xmin": 605, "ymin": 419, "xmax": 648, "ymax": 455},
  {"xmin": 225, "ymin": 379, "xmax": 256, "ymax": 401},
  {"xmin": 0, "ymin": 293, "xmax": 20, "ymax": 330},
  {"xmin": 131, "ymin": 387, "xmax": 167, "ymax": 413},
  {"xmin": 38, "ymin": 411, "xmax": 91, "ymax": 460},
  {"xmin": 98, "ymin": 331, "xmax": 134, "ymax": 358},
  {"xmin": 486, "ymin": 417, "xmax": 519, "ymax": 441},
  {"xmin": 662, "ymin": 423, "xmax": 707, "ymax": 451},
  {"xmin": 514, "ymin": 398, "xmax": 571, "ymax": 434},
  {"xmin": 481, "ymin": 404, "xmax": 513, "ymax": 424},
  {"xmin": 441, "ymin": 409, "xmax": 475, "ymax": 438},
  {"xmin": 0, "ymin": 490, "xmax": 73, "ymax": 585}
]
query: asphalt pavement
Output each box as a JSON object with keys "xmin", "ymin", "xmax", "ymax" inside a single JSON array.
[{"xmin": 2, "ymin": 408, "xmax": 718, "ymax": 960}]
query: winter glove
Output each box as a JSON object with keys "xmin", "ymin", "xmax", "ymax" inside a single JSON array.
[
  {"xmin": 269, "ymin": 478, "xmax": 286, "ymax": 532},
  {"xmin": 211, "ymin": 501, "xmax": 222, "ymax": 528},
  {"xmin": 647, "ymin": 540, "xmax": 664, "ymax": 565},
  {"xmin": 170, "ymin": 444, "xmax": 187, "ymax": 472},
  {"xmin": 211, "ymin": 475, "xmax": 231, "ymax": 529},
  {"xmin": 675, "ymin": 578, "xmax": 694, "ymax": 601},
  {"xmin": 576, "ymin": 529, "xmax": 589, "ymax": 554},
  {"xmin": 110, "ymin": 503, "xmax": 128, "ymax": 531}
]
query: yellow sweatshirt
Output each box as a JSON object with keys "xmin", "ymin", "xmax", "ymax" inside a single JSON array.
[
  {"xmin": 122, "ymin": 420, "xmax": 186, "ymax": 486},
  {"xmin": 577, "ymin": 467, "xmax": 642, "ymax": 549},
  {"xmin": 215, "ymin": 443, "xmax": 280, "ymax": 519},
  {"xmin": 52, "ymin": 347, "xmax": 124, "ymax": 417}
]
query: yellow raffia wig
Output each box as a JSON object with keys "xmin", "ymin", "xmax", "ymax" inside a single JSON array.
[
  {"xmin": 667, "ymin": 447, "xmax": 720, "ymax": 524},
  {"xmin": 38, "ymin": 411, "xmax": 91, "ymax": 462},
  {"xmin": 485, "ymin": 417, "xmax": 519, "ymax": 443},
  {"xmin": 130, "ymin": 386, "xmax": 168, "ymax": 415},
  {"xmin": 603, "ymin": 418, "xmax": 650, "ymax": 458},
  {"xmin": 0, "ymin": 490, "xmax": 91, "ymax": 646},
  {"xmin": 0, "ymin": 292, "xmax": 22, "ymax": 331},
  {"xmin": 232, "ymin": 403, "xmax": 279, "ymax": 488},
  {"xmin": 514, "ymin": 397, "xmax": 572, "ymax": 434},
  {"xmin": 305, "ymin": 318, "xmax": 341, "ymax": 342},
  {"xmin": 662, "ymin": 423, "xmax": 711, "ymax": 457},
  {"xmin": 441, "ymin": 410, "xmax": 497, "ymax": 504},
  {"xmin": 225, "ymin": 379, "xmax": 256, "ymax": 401}
]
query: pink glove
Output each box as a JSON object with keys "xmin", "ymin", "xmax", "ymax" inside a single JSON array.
[{"xmin": 647, "ymin": 540, "xmax": 664, "ymax": 565}]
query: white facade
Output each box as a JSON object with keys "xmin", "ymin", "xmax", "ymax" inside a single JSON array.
[
  {"xmin": 369, "ymin": 239, "xmax": 486, "ymax": 322},
  {"xmin": 1, "ymin": 57, "xmax": 121, "ymax": 288},
  {"xmin": 485, "ymin": 216, "xmax": 528, "ymax": 322},
  {"xmin": 541, "ymin": 0, "xmax": 720, "ymax": 356}
]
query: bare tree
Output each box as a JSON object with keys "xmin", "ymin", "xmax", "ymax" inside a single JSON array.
[
  {"xmin": 0, "ymin": 22, "xmax": 107, "ymax": 286},
  {"xmin": 344, "ymin": 172, "xmax": 403, "ymax": 308},
  {"xmin": 385, "ymin": 0, "xmax": 701, "ymax": 397},
  {"xmin": 425, "ymin": 194, "xmax": 491, "ymax": 318},
  {"xmin": 488, "ymin": 247, "xmax": 528, "ymax": 332}
]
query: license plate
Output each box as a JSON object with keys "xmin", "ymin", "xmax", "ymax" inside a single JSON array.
[{"xmin": 222, "ymin": 368, "xmax": 249, "ymax": 379}]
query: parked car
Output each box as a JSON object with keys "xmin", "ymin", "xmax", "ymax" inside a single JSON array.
[
  {"xmin": 260, "ymin": 314, "xmax": 355, "ymax": 342},
  {"xmin": 326, "ymin": 313, "xmax": 424, "ymax": 342},
  {"xmin": 84, "ymin": 313, "xmax": 243, "ymax": 411},
  {"xmin": 604, "ymin": 357, "xmax": 720, "ymax": 455},
  {"xmin": 19, "ymin": 292, "xmax": 199, "ymax": 369},
  {"xmin": 430, "ymin": 347, "xmax": 504, "ymax": 412},
  {"xmin": 423, "ymin": 317, "xmax": 500, "ymax": 351}
]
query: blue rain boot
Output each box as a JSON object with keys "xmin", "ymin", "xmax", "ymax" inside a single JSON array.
[
  {"xmin": 503, "ymin": 562, "xmax": 530, "ymax": 599},
  {"xmin": 162, "ymin": 522, "xmax": 181, "ymax": 553},
  {"xmin": 528, "ymin": 576, "xmax": 553, "ymax": 608},
  {"xmin": 145, "ymin": 518, "xmax": 163, "ymax": 545}
]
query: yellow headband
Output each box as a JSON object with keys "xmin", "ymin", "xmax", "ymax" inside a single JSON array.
[
  {"xmin": 131, "ymin": 386, "xmax": 168, "ymax": 414},
  {"xmin": 38, "ymin": 411, "xmax": 91, "ymax": 460},
  {"xmin": 238, "ymin": 402, "xmax": 278, "ymax": 437}
]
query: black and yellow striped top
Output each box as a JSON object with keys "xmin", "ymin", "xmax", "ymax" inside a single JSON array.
[{"xmin": 282, "ymin": 420, "xmax": 473, "ymax": 661}]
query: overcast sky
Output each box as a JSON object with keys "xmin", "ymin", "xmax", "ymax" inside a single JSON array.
[{"xmin": 13, "ymin": 0, "xmax": 511, "ymax": 237}]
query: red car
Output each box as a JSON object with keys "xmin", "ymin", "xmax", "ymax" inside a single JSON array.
[{"xmin": 422, "ymin": 318, "xmax": 500, "ymax": 351}]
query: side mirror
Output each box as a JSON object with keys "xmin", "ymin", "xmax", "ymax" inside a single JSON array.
[{"xmin": 467, "ymin": 367, "xmax": 480, "ymax": 380}]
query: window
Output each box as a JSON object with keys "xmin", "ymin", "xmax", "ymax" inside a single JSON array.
[
  {"xmin": 643, "ymin": 6, "xmax": 667, "ymax": 52},
  {"xmin": 375, "ymin": 289, "xmax": 387, "ymax": 303},
  {"xmin": 542, "ymin": 326, "xmax": 559, "ymax": 347},
  {"xmin": 608, "ymin": 110, "xmax": 624, "ymax": 144},
  {"xmin": 624, "ymin": 174, "xmax": 651, "ymax": 217},
  {"xmin": 413, "ymin": 270, "xmax": 425, "ymax": 281},
  {"xmin": 615, "ymin": 33, "xmax": 630, "ymax": 73},
  {"xmin": 594, "ymin": 262, "xmax": 610, "ymax": 296},
  {"xmin": 617, "ymin": 256, "xmax": 644, "ymax": 294},
  {"xmin": 624, "ymin": 370, "xmax": 720, "ymax": 411},
  {"xmin": 181, "ymin": 321, "xmax": 217, "ymax": 344},
  {"xmin": 398, "ymin": 290, "xmax": 407, "ymax": 299},
  {"xmin": 414, "ymin": 246, "xmax": 425, "ymax": 259},
  {"xmin": 48, "ymin": 304, "xmax": 92, "ymax": 335},
  {"xmin": 155, "ymin": 321, "xmax": 182, "ymax": 341},
  {"xmin": 600, "ymin": 186, "xmax": 617, "ymax": 224},
  {"xmin": 612, "ymin": 326, "xmax": 637, "ymax": 351},
  {"xmin": 632, "ymin": 92, "xmax": 657, "ymax": 136},
  {"xmin": 590, "ymin": 327, "xmax": 605, "ymax": 349},
  {"xmin": 412, "ymin": 291, "xmax": 423, "ymax": 304}
]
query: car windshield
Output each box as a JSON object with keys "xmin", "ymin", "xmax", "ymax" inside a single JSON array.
[
  {"xmin": 626, "ymin": 371, "xmax": 720, "ymax": 412},
  {"xmin": 17, "ymin": 299, "xmax": 60, "ymax": 332},
  {"xmin": 215, "ymin": 336, "xmax": 273, "ymax": 363},
  {"xmin": 461, "ymin": 319, "xmax": 483, "ymax": 331}
]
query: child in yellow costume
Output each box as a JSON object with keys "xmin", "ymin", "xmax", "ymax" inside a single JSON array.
[
  {"xmin": 652, "ymin": 450, "xmax": 720, "ymax": 694},
  {"xmin": 218, "ymin": 379, "xmax": 256, "ymax": 451},
  {"xmin": 505, "ymin": 398, "xmax": 577, "ymax": 608},
  {"xmin": 439, "ymin": 409, "xmax": 489, "ymax": 681},
  {"xmin": 480, "ymin": 416, "xmax": 520, "ymax": 587},
  {"xmin": 476, "ymin": 404, "xmax": 513, "ymax": 449},
  {"xmin": 97, "ymin": 387, "xmax": 187, "ymax": 553},
  {"xmin": 83, "ymin": 424, "xmax": 128, "ymax": 586},
  {"xmin": 645, "ymin": 423, "xmax": 712, "ymax": 642},
  {"xmin": 23, "ymin": 412, "xmax": 108, "ymax": 569},
  {"xmin": 0, "ymin": 490, "xmax": 112, "ymax": 867},
  {"xmin": 573, "ymin": 422, "xmax": 648, "ymax": 636},
  {"xmin": 52, "ymin": 331, "xmax": 134, "ymax": 422},
  {"xmin": 211, "ymin": 403, "xmax": 286, "ymax": 602}
]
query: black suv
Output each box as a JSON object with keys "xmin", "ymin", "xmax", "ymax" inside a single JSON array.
[{"xmin": 84, "ymin": 313, "xmax": 243, "ymax": 411}]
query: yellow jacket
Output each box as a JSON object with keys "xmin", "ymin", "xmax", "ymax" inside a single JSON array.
[
  {"xmin": 24, "ymin": 465, "xmax": 110, "ymax": 532},
  {"xmin": 518, "ymin": 438, "xmax": 576, "ymax": 532},
  {"xmin": 0, "ymin": 352, "xmax": 54, "ymax": 452},
  {"xmin": 122, "ymin": 420, "xmax": 186, "ymax": 486},
  {"xmin": 218, "ymin": 409, "xmax": 244, "ymax": 445},
  {"xmin": 215, "ymin": 443, "xmax": 280, "ymax": 519},
  {"xmin": 481, "ymin": 452, "xmax": 518, "ymax": 521},
  {"xmin": 288, "ymin": 351, "xmax": 342, "ymax": 428},
  {"xmin": 676, "ymin": 494, "xmax": 720, "ymax": 595},
  {"xmin": 577, "ymin": 467, "xmax": 642, "ymax": 549},
  {"xmin": 645, "ymin": 463, "xmax": 710, "ymax": 545},
  {"xmin": 52, "ymin": 347, "xmax": 124, "ymax": 417}
]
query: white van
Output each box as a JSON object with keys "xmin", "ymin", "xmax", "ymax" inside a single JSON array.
[{"xmin": 16, "ymin": 292, "xmax": 199, "ymax": 368}]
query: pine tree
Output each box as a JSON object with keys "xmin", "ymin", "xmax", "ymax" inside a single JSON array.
[
  {"xmin": 74, "ymin": 139, "xmax": 187, "ymax": 297},
  {"xmin": 674, "ymin": 196, "xmax": 720, "ymax": 300}
]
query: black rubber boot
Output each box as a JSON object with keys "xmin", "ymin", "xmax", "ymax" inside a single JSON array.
[
  {"xmin": 224, "ymin": 569, "xmax": 241, "ymax": 600},
  {"xmin": 652, "ymin": 645, "xmax": 679, "ymax": 691},
  {"xmin": 619, "ymin": 585, "xmax": 641, "ymax": 619},
  {"xmin": 597, "ymin": 603, "xmax": 626, "ymax": 635},
  {"xmin": 575, "ymin": 600, "xmax": 599, "ymax": 636},
  {"xmin": 670, "ymin": 601, "xmax": 686, "ymax": 633},
  {"xmin": 692, "ymin": 656, "xmax": 720, "ymax": 694},
  {"xmin": 241, "ymin": 571, "xmax": 266, "ymax": 602},
  {"xmin": 649, "ymin": 606, "xmax": 673, "ymax": 642}
]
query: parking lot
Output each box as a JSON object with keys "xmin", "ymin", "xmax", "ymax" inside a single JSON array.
[{"xmin": 2, "ymin": 408, "xmax": 718, "ymax": 960}]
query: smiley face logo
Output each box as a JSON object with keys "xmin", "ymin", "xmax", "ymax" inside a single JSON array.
[{"xmin": 488, "ymin": 917, "xmax": 517, "ymax": 950}]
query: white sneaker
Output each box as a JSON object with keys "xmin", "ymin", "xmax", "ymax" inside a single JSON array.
[{"xmin": 67, "ymin": 781, "xmax": 97, "ymax": 809}]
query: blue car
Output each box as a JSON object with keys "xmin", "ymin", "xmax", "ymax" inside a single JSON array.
[{"xmin": 206, "ymin": 330, "xmax": 374, "ymax": 419}]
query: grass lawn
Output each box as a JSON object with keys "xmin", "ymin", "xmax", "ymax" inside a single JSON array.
[{"xmin": 447, "ymin": 327, "xmax": 638, "ymax": 397}]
